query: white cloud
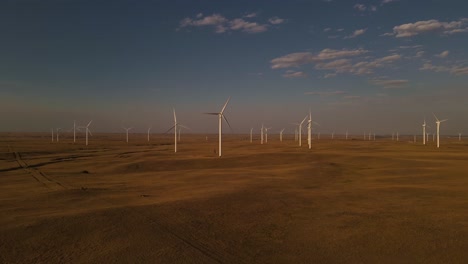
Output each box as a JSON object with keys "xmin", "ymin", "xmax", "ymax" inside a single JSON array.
[
  {"xmin": 283, "ymin": 70, "xmax": 307, "ymax": 78},
  {"xmin": 324, "ymin": 73, "xmax": 337, "ymax": 78},
  {"xmin": 270, "ymin": 48, "xmax": 369, "ymax": 69},
  {"xmin": 415, "ymin": 51, "xmax": 425, "ymax": 58},
  {"xmin": 244, "ymin": 13, "xmax": 257, "ymax": 18},
  {"xmin": 230, "ymin": 18, "xmax": 268, "ymax": 33},
  {"xmin": 179, "ymin": 13, "xmax": 277, "ymax": 34},
  {"xmin": 369, "ymin": 78, "xmax": 408, "ymax": 88},
  {"xmin": 370, "ymin": 6, "xmax": 377, "ymax": 12},
  {"xmin": 354, "ymin": 4, "xmax": 366, "ymax": 11},
  {"xmin": 420, "ymin": 62, "xmax": 468, "ymax": 76},
  {"xmin": 345, "ymin": 28, "xmax": 367, "ymax": 38},
  {"xmin": 435, "ymin": 50, "xmax": 449, "ymax": 58},
  {"xmin": 385, "ymin": 18, "xmax": 468, "ymax": 37},
  {"xmin": 381, "ymin": 0, "xmax": 398, "ymax": 5},
  {"xmin": 323, "ymin": 27, "xmax": 332, "ymax": 32},
  {"xmin": 268, "ymin": 17, "xmax": 285, "ymax": 25}
]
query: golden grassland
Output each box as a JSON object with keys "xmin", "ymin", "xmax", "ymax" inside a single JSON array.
[{"xmin": 1, "ymin": 132, "xmax": 468, "ymax": 263}]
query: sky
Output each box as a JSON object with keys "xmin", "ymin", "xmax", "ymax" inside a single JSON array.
[{"xmin": 1, "ymin": 0, "xmax": 467, "ymax": 135}]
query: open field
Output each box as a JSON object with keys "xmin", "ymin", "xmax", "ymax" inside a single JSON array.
[{"xmin": 1, "ymin": 133, "xmax": 468, "ymax": 263}]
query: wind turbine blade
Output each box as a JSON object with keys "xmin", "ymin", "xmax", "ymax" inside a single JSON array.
[
  {"xmin": 203, "ymin": 112, "xmax": 219, "ymax": 115},
  {"xmin": 220, "ymin": 97, "xmax": 230, "ymax": 114},
  {"xmin": 222, "ymin": 114, "xmax": 233, "ymax": 132},
  {"xmin": 440, "ymin": 119, "xmax": 448, "ymax": 122},
  {"xmin": 433, "ymin": 113, "xmax": 439, "ymax": 121},
  {"xmin": 173, "ymin": 108, "xmax": 177, "ymax": 123},
  {"xmin": 163, "ymin": 126, "xmax": 176, "ymax": 134},
  {"xmin": 88, "ymin": 129, "xmax": 93, "ymax": 137},
  {"xmin": 300, "ymin": 116, "xmax": 308, "ymax": 125},
  {"xmin": 87, "ymin": 120, "xmax": 93, "ymax": 127},
  {"xmin": 179, "ymin": 124, "xmax": 191, "ymax": 130},
  {"xmin": 313, "ymin": 121, "xmax": 321, "ymax": 126}
]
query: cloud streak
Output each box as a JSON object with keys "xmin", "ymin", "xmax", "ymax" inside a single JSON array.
[
  {"xmin": 385, "ymin": 18, "xmax": 468, "ymax": 37},
  {"xmin": 179, "ymin": 13, "xmax": 285, "ymax": 34}
]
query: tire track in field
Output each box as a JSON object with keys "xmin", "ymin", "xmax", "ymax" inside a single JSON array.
[{"xmin": 8, "ymin": 145, "xmax": 67, "ymax": 190}]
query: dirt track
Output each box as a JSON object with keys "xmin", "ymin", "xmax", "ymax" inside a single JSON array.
[{"xmin": 1, "ymin": 133, "xmax": 468, "ymax": 263}]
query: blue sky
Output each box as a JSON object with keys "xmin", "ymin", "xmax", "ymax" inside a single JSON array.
[{"xmin": 1, "ymin": 0, "xmax": 467, "ymax": 135}]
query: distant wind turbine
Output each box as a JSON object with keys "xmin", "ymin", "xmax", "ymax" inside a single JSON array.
[
  {"xmin": 56, "ymin": 128, "xmax": 61, "ymax": 142},
  {"xmin": 459, "ymin": 132, "xmax": 462, "ymax": 141},
  {"xmin": 122, "ymin": 126, "xmax": 132, "ymax": 143},
  {"xmin": 280, "ymin": 128, "xmax": 285, "ymax": 142},
  {"xmin": 147, "ymin": 126, "xmax": 152, "ymax": 142},
  {"xmin": 204, "ymin": 97, "xmax": 231, "ymax": 157},
  {"xmin": 346, "ymin": 130, "xmax": 348, "ymax": 140},
  {"xmin": 51, "ymin": 128, "xmax": 54, "ymax": 143},
  {"xmin": 433, "ymin": 113, "xmax": 448, "ymax": 148},
  {"xmin": 422, "ymin": 118, "xmax": 428, "ymax": 145},
  {"xmin": 250, "ymin": 128, "xmax": 253, "ymax": 143},
  {"xmin": 260, "ymin": 124, "xmax": 264, "ymax": 144},
  {"xmin": 83, "ymin": 121, "xmax": 92, "ymax": 146},
  {"xmin": 166, "ymin": 109, "xmax": 189, "ymax": 152},
  {"xmin": 297, "ymin": 116, "xmax": 308, "ymax": 147}
]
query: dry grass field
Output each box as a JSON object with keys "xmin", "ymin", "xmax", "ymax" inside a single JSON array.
[{"xmin": 1, "ymin": 132, "xmax": 468, "ymax": 263}]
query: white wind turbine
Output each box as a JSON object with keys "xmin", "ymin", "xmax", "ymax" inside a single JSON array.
[
  {"xmin": 250, "ymin": 128, "xmax": 253, "ymax": 143},
  {"xmin": 83, "ymin": 121, "xmax": 92, "ymax": 146},
  {"xmin": 346, "ymin": 130, "xmax": 348, "ymax": 140},
  {"xmin": 307, "ymin": 111, "xmax": 320, "ymax": 149},
  {"xmin": 260, "ymin": 124, "xmax": 264, "ymax": 144},
  {"xmin": 280, "ymin": 128, "xmax": 285, "ymax": 142},
  {"xmin": 122, "ymin": 126, "xmax": 132, "ymax": 143},
  {"xmin": 165, "ymin": 109, "xmax": 189, "ymax": 153},
  {"xmin": 204, "ymin": 97, "xmax": 231, "ymax": 157},
  {"xmin": 422, "ymin": 119, "xmax": 427, "ymax": 145},
  {"xmin": 433, "ymin": 113, "xmax": 448, "ymax": 148},
  {"xmin": 56, "ymin": 128, "xmax": 61, "ymax": 142},
  {"xmin": 147, "ymin": 126, "xmax": 152, "ymax": 142},
  {"xmin": 295, "ymin": 116, "xmax": 308, "ymax": 147},
  {"xmin": 73, "ymin": 120, "xmax": 77, "ymax": 143},
  {"xmin": 51, "ymin": 128, "xmax": 54, "ymax": 142},
  {"xmin": 459, "ymin": 132, "xmax": 462, "ymax": 141},
  {"xmin": 332, "ymin": 131, "xmax": 335, "ymax": 140}
]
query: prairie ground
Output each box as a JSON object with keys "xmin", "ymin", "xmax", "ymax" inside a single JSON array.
[{"xmin": 1, "ymin": 133, "xmax": 468, "ymax": 263}]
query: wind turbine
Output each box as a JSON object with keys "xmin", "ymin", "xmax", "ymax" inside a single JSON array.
[
  {"xmin": 250, "ymin": 128, "xmax": 253, "ymax": 143},
  {"xmin": 122, "ymin": 126, "xmax": 132, "ymax": 143},
  {"xmin": 147, "ymin": 126, "xmax": 152, "ymax": 142},
  {"xmin": 73, "ymin": 121, "xmax": 77, "ymax": 143},
  {"xmin": 51, "ymin": 128, "xmax": 54, "ymax": 142},
  {"xmin": 260, "ymin": 124, "xmax": 264, "ymax": 144},
  {"xmin": 346, "ymin": 130, "xmax": 348, "ymax": 140},
  {"xmin": 331, "ymin": 131, "xmax": 334, "ymax": 140},
  {"xmin": 397, "ymin": 132, "xmax": 399, "ymax": 141},
  {"xmin": 280, "ymin": 128, "xmax": 285, "ymax": 142},
  {"xmin": 165, "ymin": 109, "xmax": 189, "ymax": 153},
  {"xmin": 433, "ymin": 113, "xmax": 448, "ymax": 148},
  {"xmin": 296, "ymin": 116, "xmax": 308, "ymax": 147},
  {"xmin": 459, "ymin": 132, "xmax": 462, "ymax": 141},
  {"xmin": 307, "ymin": 111, "xmax": 320, "ymax": 149},
  {"xmin": 56, "ymin": 128, "xmax": 61, "ymax": 142},
  {"xmin": 422, "ymin": 119, "xmax": 428, "ymax": 145},
  {"xmin": 84, "ymin": 121, "xmax": 92, "ymax": 146},
  {"xmin": 204, "ymin": 97, "xmax": 231, "ymax": 157}
]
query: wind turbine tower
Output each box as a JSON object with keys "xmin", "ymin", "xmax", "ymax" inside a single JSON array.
[
  {"xmin": 204, "ymin": 97, "xmax": 231, "ymax": 157},
  {"xmin": 85, "ymin": 121, "xmax": 92, "ymax": 146},
  {"xmin": 280, "ymin": 128, "xmax": 285, "ymax": 142},
  {"xmin": 123, "ymin": 127, "xmax": 132, "ymax": 143},
  {"xmin": 434, "ymin": 113, "xmax": 448, "ymax": 148}
]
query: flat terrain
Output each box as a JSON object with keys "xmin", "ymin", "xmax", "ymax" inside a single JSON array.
[{"xmin": 1, "ymin": 133, "xmax": 468, "ymax": 263}]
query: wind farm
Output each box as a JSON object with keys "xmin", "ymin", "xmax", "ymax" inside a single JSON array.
[{"xmin": 2, "ymin": 0, "xmax": 468, "ymax": 263}]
